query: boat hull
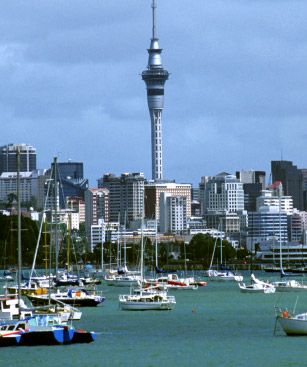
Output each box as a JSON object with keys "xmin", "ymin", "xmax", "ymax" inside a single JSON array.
[
  {"xmin": 119, "ymin": 301, "xmax": 175, "ymax": 311},
  {"xmin": 0, "ymin": 334, "xmax": 21, "ymax": 347},
  {"xmin": 278, "ymin": 316, "xmax": 307, "ymax": 335},
  {"xmin": 19, "ymin": 329, "xmax": 64, "ymax": 345},
  {"xmin": 71, "ymin": 330, "xmax": 96, "ymax": 343}
]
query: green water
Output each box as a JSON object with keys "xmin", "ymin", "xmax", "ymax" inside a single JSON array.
[{"xmin": 1, "ymin": 272, "xmax": 307, "ymax": 367}]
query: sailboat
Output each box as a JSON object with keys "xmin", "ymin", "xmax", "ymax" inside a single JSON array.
[
  {"xmin": 0, "ymin": 152, "xmax": 96, "ymax": 347},
  {"xmin": 205, "ymin": 231, "xmax": 243, "ymax": 282},
  {"xmin": 118, "ymin": 219, "xmax": 176, "ymax": 310},
  {"xmin": 104, "ymin": 214, "xmax": 142, "ymax": 287},
  {"xmin": 271, "ymin": 195, "xmax": 307, "ymax": 292}
]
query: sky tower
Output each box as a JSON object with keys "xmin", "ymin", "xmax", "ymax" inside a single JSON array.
[{"xmin": 142, "ymin": 0, "xmax": 169, "ymax": 182}]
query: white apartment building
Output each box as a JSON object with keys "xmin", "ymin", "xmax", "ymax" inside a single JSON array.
[
  {"xmin": 85, "ymin": 188, "xmax": 109, "ymax": 248},
  {"xmin": 90, "ymin": 219, "xmax": 106, "ymax": 251},
  {"xmin": 0, "ymin": 169, "xmax": 47, "ymax": 205},
  {"xmin": 160, "ymin": 193, "xmax": 187, "ymax": 234},
  {"xmin": 204, "ymin": 173, "xmax": 244, "ymax": 214},
  {"xmin": 256, "ymin": 190, "xmax": 293, "ymax": 214}
]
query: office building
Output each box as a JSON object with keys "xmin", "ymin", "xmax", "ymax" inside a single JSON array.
[
  {"xmin": 85, "ymin": 188, "xmax": 109, "ymax": 246},
  {"xmin": 247, "ymin": 206, "xmax": 288, "ymax": 251},
  {"xmin": 98, "ymin": 173, "xmax": 145, "ymax": 225},
  {"xmin": 145, "ymin": 181, "xmax": 191, "ymax": 222},
  {"xmin": 271, "ymin": 160, "xmax": 303, "ymax": 210},
  {"xmin": 0, "ymin": 143, "xmax": 36, "ymax": 174},
  {"xmin": 160, "ymin": 193, "xmax": 187, "ymax": 234}
]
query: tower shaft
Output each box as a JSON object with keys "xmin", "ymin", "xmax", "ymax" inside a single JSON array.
[{"xmin": 142, "ymin": 0, "xmax": 169, "ymax": 182}]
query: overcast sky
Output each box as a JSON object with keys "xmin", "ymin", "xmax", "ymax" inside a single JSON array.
[{"xmin": 1, "ymin": 0, "xmax": 307, "ymax": 186}]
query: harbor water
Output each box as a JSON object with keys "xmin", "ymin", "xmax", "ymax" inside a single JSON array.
[{"xmin": 1, "ymin": 271, "xmax": 307, "ymax": 367}]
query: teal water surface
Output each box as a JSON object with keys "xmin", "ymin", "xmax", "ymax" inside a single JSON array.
[{"xmin": 1, "ymin": 271, "xmax": 307, "ymax": 367}]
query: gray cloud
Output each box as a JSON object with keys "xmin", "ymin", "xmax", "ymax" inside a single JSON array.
[{"xmin": 0, "ymin": 0, "xmax": 307, "ymax": 185}]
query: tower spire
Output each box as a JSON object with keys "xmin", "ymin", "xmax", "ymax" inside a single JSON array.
[
  {"xmin": 142, "ymin": 0, "xmax": 169, "ymax": 182},
  {"xmin": 152, "ymin": 0, "xmax": 157, "ymax": 39}
]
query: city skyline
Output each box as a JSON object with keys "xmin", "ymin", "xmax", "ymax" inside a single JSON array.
[{"xmin": 1, "ymin": 1, "xmax": 307, "ymax": 186}]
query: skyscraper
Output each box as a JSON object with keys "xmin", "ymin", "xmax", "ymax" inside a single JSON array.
[
  {"xmin": 271, "ymin": 160, "xmax": 303, "ymax": 210},
  {"xmin": 98, "ymin": 173, "xmax": 145, "ymax": 224},
  {"xmin": 0, "ymin": 143, "xmax": 36, "ymax": 174},
  {"xmin": 142, "ymin": 0, "xmax": 169, "ymax": 181}
]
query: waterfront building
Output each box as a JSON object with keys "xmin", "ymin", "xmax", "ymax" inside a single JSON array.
[
  {"xmin": 0, "ymin": 169, "xmax": 47, "ymax": 206},
  {"xmin": 144, "ymin": 181, "xmax": 191, "ymax": 222},
  {"xmin": 271, "ymin": 160, "xmax": 303, "ymax": 210},
  {"xmin": 203, "ymin": 173, "xmax": 244, "ymax": 214},
  {"xmin": 256, "ymin": 189, "xmax": 293, "ymax": 215},
  {"xmin": 98, "ymin": 173, "xmax": 145, "ymax": 225},
  {"xmin": 300, "ymin": 169, "xmax": 307, "ymax": 210},
  {"xmin": 0, "ymin": 143, "xmax": 36, "ymax": 174},
  {"xmin": 160, "ymin": 193, "xmax": 187, "ymax": 234},
  {"xmin": 90, "ymin": 218, "xmax": 106, "ymax": 252},
  {"xmin": 142, "ymin": 0, "xmax": 169, "ymax": 181},
  {"xmin": 289, "ymin": 209, "xmax": 307, "ymax": 243},
  {"xmin": 85, "ymin": 188, "xmax": 110, "ymax": 246},
  {"xmin": 247, "ymin": 206, "xmax": 288, "ymax": 251}
]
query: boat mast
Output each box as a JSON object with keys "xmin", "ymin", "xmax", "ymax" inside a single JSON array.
[
  {"xmin": 117, "ymin": 212, "xmax": 120, "ymax": 269},
  {"xmin": 124, "ymin": 211, "xmax": 127, "ymax": 269},
  {"xmin": 155, "ymin": 219, "xmax": 158, "ymax": 269},
  {"xmin": 16, "ymin": 147, "xmax": 22, "ymax": 316},
  {"xmin": 67, "ymin": 212, "xmax": 71, "ymax": 273},
  {"xmin": 140, "ymin": 218, "xmax": 144, "ymax": 282},
  {"xmin": 279, "ymin": 192, "xmax": 283, "ymax": 274},
  {"xmin": 100, "ymin": 219, "xmax": 104, "ymax": 272},
  {"xmin": 53, "ymin": 157, "xmax": 59, "ymax": 279}
]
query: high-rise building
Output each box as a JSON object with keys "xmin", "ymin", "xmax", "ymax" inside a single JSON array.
[
  {"xmin": 256, "ymin": 189, "xmax": 293, "ymax": 215},
  {"xmin": 271, "ymin": 160, "xmax": 303, "ymax": 210},
  {"xmin": 0, "ymin": 143, "xmax": 36, "ymax": 174},
  {"xmin": 0, "ymin": 170, "xmax": 45, "ymax": 205},
  {"xmin": 159, "ymin": 193, "xmax": 187, "ymax": 234},
  {"xmin": 98, "ymin": 173, "xmax": 145, "ymax": 224},
  {"xmin": 204, "ymin": 173, "xmax": 244, "ymax": 215},
  {"xmin": 50, "ymin": 160, "xmax": 88, "ymax": 208},
  {"xmin": 85, "ymin": 188, "xmax": 109, "ymax": 247},
  {"xmin": 236, "ymin": 170, "xmax": 266, "ymax": 189},
  {"xmin": 247, "ymin": 206, "xmax": 288, "ymax": 251},
  {"xmin": 144, "ymin": 181, "xmax": 191, "ymax": 222},
  {"xmin": 142, "ymin": 0, "xmax": 169, "ymax": 181}
]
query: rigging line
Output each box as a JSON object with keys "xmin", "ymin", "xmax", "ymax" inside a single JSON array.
[{"xmin": 29, "ymin": 166, "xmax": 54, "ymax": 282}]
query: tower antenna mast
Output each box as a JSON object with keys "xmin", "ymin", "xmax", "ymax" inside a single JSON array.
[{"xmin": 152, "ymin": 0, "xmax": 157, "ymax": 39}]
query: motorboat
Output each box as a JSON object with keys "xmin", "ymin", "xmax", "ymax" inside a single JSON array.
[{"xmin": 238, "ymin": 274, "xmax": 276, "ymax": 294}]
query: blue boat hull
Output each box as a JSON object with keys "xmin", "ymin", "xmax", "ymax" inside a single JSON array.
[
  {"xmin": 0, "ymin": 335, "xmax": 21, "ymax": 347},
  {"xmin": 19, "ymin": 329, "xmax": 64, "ymax": 346},
  {"xmin": 71, "ymin": 330, "xmax": 96, "ymax": 344}
]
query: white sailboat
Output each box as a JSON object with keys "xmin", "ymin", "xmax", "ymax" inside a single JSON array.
[
  {"xmin": 104, "ymin": 214, "xmax": 142, "ymax": 287},
  {"xmin": 271, "ymin": 194, "xmax": 307, "ymax": 292},
  {"xmin": 205, "ymin": 232, "xmax": 243, "ymax": 282},
  {"xmin": 118, "ymin": 219, "xmax": 176, "ymax": 311},
  {"xmin": 238, "ymin": 273, "xmax": 275, "ymax": 294}
]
